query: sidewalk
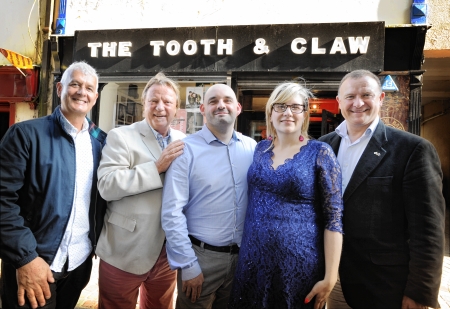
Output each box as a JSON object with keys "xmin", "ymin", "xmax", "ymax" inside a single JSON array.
[
  {"xmin": 0, "ymin": 256, "xmax": 448, "ymax": 308},
  {"xmin": 74, "ymin": 257, "xmax": 450, "ymax": 309}
]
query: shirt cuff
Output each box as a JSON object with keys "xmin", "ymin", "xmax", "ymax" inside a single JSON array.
[{"xmin": 181, "ymin": 261, "xmax": 202, "ymax": 281}]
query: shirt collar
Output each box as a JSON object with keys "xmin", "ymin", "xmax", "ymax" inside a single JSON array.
[
  {"xmin": 148, "ymin": 122, "xmax": 171, "ymax": 139},
  {"xmin": 200, "ymin": 124, "xmax": 239, "ymax": 144},
  {"xmin": 57, "ymin": 107, "xmax": 89, "ymax": 136},
  {"xmin": 335, "ymin": 116, "xmax": 379, "ymax": 139}
]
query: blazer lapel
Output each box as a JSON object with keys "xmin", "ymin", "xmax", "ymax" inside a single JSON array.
[
  {"xmin": 328, "ymin": 133, "xmax": 342, "ymax": 156},
  {"xmin": 343, "ymin": 121, "xmax": 388, "ymax": 202},
  {"xmin": 138, "ymin": 120, "xmax": 162, "ymax": 161}
]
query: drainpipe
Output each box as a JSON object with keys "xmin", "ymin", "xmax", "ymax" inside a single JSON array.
[{"xmin": 38, "ymin": 0, "xmax": 56, "ymax": 117}]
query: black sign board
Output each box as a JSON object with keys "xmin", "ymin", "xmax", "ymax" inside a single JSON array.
[{"xmin": 73, "ymin": 22, "xmax": 384, "ymax": 74}]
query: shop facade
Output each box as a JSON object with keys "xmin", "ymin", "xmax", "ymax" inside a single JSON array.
[
  {"xmin": 52, "ymin": 21, "xmax": 427, "ymax": 139},
  {"xmin": 0, "ymin": 67, "xmax": 40, "ymax": 139}
]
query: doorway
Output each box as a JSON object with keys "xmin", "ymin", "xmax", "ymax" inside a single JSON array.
[{"xmin": 0, "ymin": 103, "xmax": 13, "ymax": 140}]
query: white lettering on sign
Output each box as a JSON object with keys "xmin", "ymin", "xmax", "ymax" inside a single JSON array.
[
  {"xmin": 201, "ymin": 39, "xmax": 215, "ymax": 55},
  {"xmin": 348, "ymin": 36, "xmax": 370, "ymax": 54},
  {"xmin": 167, "ymin": 40, "xmax": 181, "ymax": 56},
  {"xmin": 311, "ymin": 38, "xmax": 326, "ymax": 54},
  {"xmin": 118, "ymin": 42, "xmax": 132, "ymax": 57},
  {"xmin": 254, "ymin": 38, "xmax": 269, "ymax": 54},
  {"xmin": 217, "ymin": 39, "xmax": 233, "ymax": 55},
  {"xmin": 183, "ymin": 40, "xmax": 197, "ymax": 55},
  {"xmin": 102, "ymin": 42, "xmax": 117, "ymax": 57},
  {"xmin": 86, "ymin": 36, "xmax": 370, "ymax": 58},
  {"xmin": 291, "ymin": 38, "xmax": 307, "ymax": 54},
  {"xmin": 150, "ymin": 41, "xmax": 165, "ymax": 56},
  {"xmin": 330, "ymin": 37, "xmax": 347, "ymax": 54},
  {"xmin": 88, "ymin": 43, "xmax": 102, "ymax": 57}
]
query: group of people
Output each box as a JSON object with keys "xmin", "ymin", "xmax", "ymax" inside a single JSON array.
[{"xmin": 0, "ymin": 61, "xmax": 445, "ymax": 309}]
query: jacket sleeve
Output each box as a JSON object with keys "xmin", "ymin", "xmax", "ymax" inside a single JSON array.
[
  {"xmin": 0, "ymin": 125, "xmax": 39, "ymax": 268},
  {"xmin": 97, "ymin": 128, "xmax": 163, "ymax": 201},
  {"xmin": 402, "ymin": 139, "xmax": 445, "ymax": 308}
]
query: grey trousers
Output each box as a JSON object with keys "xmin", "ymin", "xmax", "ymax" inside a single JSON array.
[{"xmin": 175, "ymin": 244, "xmax": 238, "ymax": 309}]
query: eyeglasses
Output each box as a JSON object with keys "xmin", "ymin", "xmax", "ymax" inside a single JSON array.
[{"xmin": 272, "ymin": 103, "xmax": 305, "ymax": 114}]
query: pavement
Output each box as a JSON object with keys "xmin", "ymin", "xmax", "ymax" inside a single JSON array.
[
  {"xmin": 72, "ymin": 257, "xmax": 450, "ymax": 309},
  {"xmin": 0, "ymin": 256, "xmax": 448, "ymax": 308},
  {"xmin": 1, "ymin": 230, "xmax": 449, "ymax": 309}
]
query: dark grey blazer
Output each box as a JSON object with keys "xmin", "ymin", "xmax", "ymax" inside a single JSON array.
[{"xmin": 320, "ymin": 120, "xmax": 445, "ymax": 308}]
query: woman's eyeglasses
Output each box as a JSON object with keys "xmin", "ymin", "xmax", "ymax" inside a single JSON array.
[{"xmin": 272, "ymin": 103, "xmax": 306, "ymax": 114}]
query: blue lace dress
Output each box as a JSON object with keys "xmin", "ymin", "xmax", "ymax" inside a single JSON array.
[{"xmin": 230, "ymin": 139, "xmax": 343, "ymax": 309}]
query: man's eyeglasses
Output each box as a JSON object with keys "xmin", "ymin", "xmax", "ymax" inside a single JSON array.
[{"xmin": 272, "ymin": 103, "xmax": 306, "ymax": 114}]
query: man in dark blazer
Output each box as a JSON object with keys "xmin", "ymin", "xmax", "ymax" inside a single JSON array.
[{"xmin": 320, "ymin": 70, "xmax": 445, "ymax": 309}]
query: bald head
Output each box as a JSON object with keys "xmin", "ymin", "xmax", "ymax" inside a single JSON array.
[
  {"xmin": 200, "ymin": 84, "xmax": 241, "ymax": 138},
  {"xmin": 204, "ymin": 84, "xmax": 238, "ymax": 104}
]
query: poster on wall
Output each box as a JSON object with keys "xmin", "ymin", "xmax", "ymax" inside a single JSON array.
[
  {"xmin": 186, "ymin": 111, "xmax": 205, "ymax": 135},
  {"xmin": 186, "ymin": 87, "xmax": 203, "ymax": 109},
  {"xmin": 170, "ymin": 109, "xmax": 187, "ymax": 133}
]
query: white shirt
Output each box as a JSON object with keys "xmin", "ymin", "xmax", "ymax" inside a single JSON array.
[
  {"xmin": 50, "ymin": 112, "xmax": 93, "ymax": 272},
  {"xmin": 335, "ymin": 117, "xmax": 379, "ymax": 194}
]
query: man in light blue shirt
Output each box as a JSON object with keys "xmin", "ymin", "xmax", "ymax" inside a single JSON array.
[{"xmin": 162, "ymin": 84, "xmax": 256, "ymax": 309}]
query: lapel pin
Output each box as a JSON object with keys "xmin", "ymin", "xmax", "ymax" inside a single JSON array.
[{"xmin": 374, "ymin": 152, "xmax": 381, "ymax": 156}]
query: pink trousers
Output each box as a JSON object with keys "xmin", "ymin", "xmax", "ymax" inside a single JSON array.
[{"xmin": 98, "ymin": 245, "xmax": 177, "ymax": 309}]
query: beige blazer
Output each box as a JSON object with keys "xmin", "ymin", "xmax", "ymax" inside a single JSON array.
[{"xmin": 96, "ymin": 120, "xmax": 185, "ymax": 275}]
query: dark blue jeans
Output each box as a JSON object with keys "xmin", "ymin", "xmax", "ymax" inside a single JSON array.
[{"xmin": 1, "ymin": 257, "xmax": 92, "ymax": 309}]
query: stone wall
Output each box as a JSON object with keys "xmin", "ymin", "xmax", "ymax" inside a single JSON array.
[{"xmin": 424, "ymin": 0, "xmax": 450, "ymax": 52}]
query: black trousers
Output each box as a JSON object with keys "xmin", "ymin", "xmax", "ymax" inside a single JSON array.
[{"xmin": 1, "ymin": 257, "xmax": 92, "ymax": 309}]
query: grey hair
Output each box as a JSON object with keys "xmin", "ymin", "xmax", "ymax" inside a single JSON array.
[{"xmin": 60, "ymin": 61, "xmax": 99, "ymax": 91}]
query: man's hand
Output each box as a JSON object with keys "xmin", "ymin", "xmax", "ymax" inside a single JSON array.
[
  {"xmin": 182, "ymin": 273, "xmax": 204, "ymax": 303},
  {"xmin": 402, "ymin": 295, "xmax": 428, "ymax": 309},
  {"xmin": 16, "ymin": 257, "xmax": 54, "ymax": 309},
  {"xmin": 156, "ymin": 140, "xmax": 184, "ymax": 174}
]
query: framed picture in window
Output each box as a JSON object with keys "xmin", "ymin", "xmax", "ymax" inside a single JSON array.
[
  {"xmin": 117, "ymin": 103, "xmax": 126, "ymax": 121},
  {"xmin": 119, "ymin": 95, "xmax": 127, "ymax": 103},
  {"xmin": 186, "ymin": 87, "xmax": 203, "ymax": 109},
  {"xmin": 125, "ymin": 114, "xmax": 134, "ymax": 124},
  {"xmin": 126, "ymin": 100, "xmax": 136, "ymax": 115}
]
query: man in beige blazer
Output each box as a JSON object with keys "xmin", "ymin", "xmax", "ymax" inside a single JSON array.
[{"xmin": 96, "ymin": 73, "xmax": 185, "ymax": 309}]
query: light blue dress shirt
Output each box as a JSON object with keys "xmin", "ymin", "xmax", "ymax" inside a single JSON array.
[
  {"xmin": 335, "ymin": 116, "xmax": 379, "ymax": 193},
  {"xmin": 149, "ymin": 123, "xmax": 171, "ymax": 150},
  {"xmin": 162, "ymin": 124, "xmax": 256, "ymax": 281}
]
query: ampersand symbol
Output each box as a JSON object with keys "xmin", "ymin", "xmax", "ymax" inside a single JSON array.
[{"xmin": 253, "ymin": 38, "xmax": 269, "ymax": 54}]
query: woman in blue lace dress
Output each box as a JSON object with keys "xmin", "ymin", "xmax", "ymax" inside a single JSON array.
[{"xmin": 230, "ymin": 82, "xmax": 343, "ymax": 309}]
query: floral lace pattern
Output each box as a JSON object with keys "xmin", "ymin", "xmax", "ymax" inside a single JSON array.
[{"xmin": 230, "ymin": 139, "xmax": 343, "ymax": 309}]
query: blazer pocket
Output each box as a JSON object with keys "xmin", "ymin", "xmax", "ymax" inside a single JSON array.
[
  {"xmin": 370, "ymin": 251, "xmax": 409, "ymax": 266},
  {"xmin": 367, "ymin": 176, "xmax": 393, "ymax": 186},
  {"xmin": 108, "ymin": 211, "xmax": 136, "ymax": 232}
]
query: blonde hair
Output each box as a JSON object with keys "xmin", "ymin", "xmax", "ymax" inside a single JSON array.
[
  {"xmin": 265, "ymin": 82, "xmax": 314, "ymax": 143},
  {"xmin": 142, "ymin": 72, "xmax": 181, "ymax": 116}
]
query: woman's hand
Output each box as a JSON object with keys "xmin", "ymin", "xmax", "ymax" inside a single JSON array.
[{"xmin": 305, "ymin": 279, "xmax": 336, "ymax": 309}]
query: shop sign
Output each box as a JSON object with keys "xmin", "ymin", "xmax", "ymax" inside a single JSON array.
[{"xmin": 74, "ymin": 22, "xmax": 384, "ymax": 74}]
